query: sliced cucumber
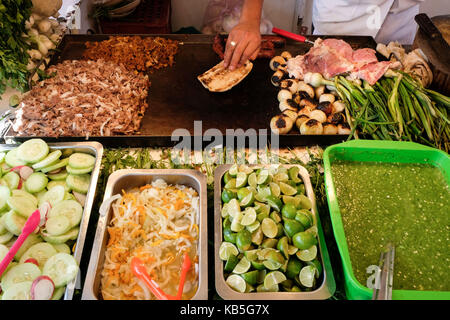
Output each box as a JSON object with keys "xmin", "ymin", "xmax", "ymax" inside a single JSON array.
[
  {"xmin": 3, "ymin": 210, "xmax": 26, "ymax": 236},
  {"xmin": 0, "ymin": 231, "xmax": 14, "ymax": 244},
  {"xmin": 3, "ymin": 171, "xmax": 20, "ymax": 190},
  {"xmin": 64, "ymin": 192, "xmax": 75, "ymax": 201},
  {"xmin": 40, "ymin": 158, "xmax": 69, "ymax": 174},
  {"xmin": 7, "ymin": 196, "xmax": 37, "ymax": 218},
  {"xmin": 1, "ymin": 281, "xmax": 33, "ymax": 300},
  {"xmin": 5, "ymin": 148, "xmax": 27, "ymax": 167},
  {"xmin": 68, "ymin": 153, "xmax": 95, "ymax": 169},
  {"xmin": 17, "ymin": 139, "xmax": 49, "ymax": 164},
  {"xmin": 35, "ymin": 190, "xmax": 47, "ymax": 203},
  {"xmin": 43, "ymin": 253, "xmax": 78, "ymax": 288},
  {"xmin": 51, "ymin": 286, "xmax": 66, "ymax": 300},
  {"xmin": 66, "ymin": 165, "xmax": 94, "ymax": 175},
  {"xmin": 48, "ymin": 200, "xmax": 82, "ymax": 228},
  {"xmin": 52, "ymin": 243, "xmax": 71, "ymax": 255},
  {"xmin": 47, "ymin": 180, "xmax": 70, "ymax": 192},
  {"xmin": 31, "ymin": 150, "xmax": 62, "ymax": 170},
  {"xmin": 0, "ymin": 152, "xmax": 5, "ymax": 163},
  {"xmin": 12, "ymin": 189, "xmax": 38, "ymax": 207},
  {"xmin": 25, "ymin": 172, "xmax": 48, "ymax": 193},
  {"xmin": 39, "ymin": 185, "xmax": 65, "ymax": 207},
  {"xmin": 0, "ymin": 243, "xmax": 8, "ymax": 261},
  {"xmin": 0, "ymin": 185, "xmax": 11, "ymax": 211},
  {"xmin": 42, "ymin": 227, "xmax": 79, "ymax": 245},
  {"xmin": 0, "ymin": 214, "xmax": 8, "ymax": 235},
  {"xmin": 19, "ymin": 242, "xmax": 58, "ymax": 268},
  {"xmin": 66, "ymin": 174, "xmax": 91, "ymax": 194},
  {"xmin": 47, "ymin": 170, "xmax": 68, "ymax": 181},
  {"xmin": 1, "ymin": 263, "xmax": 41, "ymax": 291},
  {"xmin": 14, "ymin": 233, "xmax": 42, "ymax": 261},
  {"xmin": 46, "ymin": 216, "xmax": 71, "ymax": 236}
]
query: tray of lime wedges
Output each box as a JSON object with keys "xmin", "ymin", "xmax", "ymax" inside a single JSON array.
[{"xmin": 214, "ymin": 163, "xmax": 336, "ymax": 299}]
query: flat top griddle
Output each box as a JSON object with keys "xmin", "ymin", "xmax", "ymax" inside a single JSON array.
[{"xmin": 3, "ymin": 34, "xmax": 377, "ymax": 147}]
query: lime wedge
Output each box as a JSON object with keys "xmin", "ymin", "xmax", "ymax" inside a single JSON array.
[
  {"xmin": 241, "ymin": 208, "xmax": 257, "ymax": 226},
  {"xmin": 257, "ymin": 169, "xmax": 270, "ymax": 185},
  {"xmin": 248, "ymin": 172, "xmax": 257, "ymax": 189},
  {"xmin": 297, "ymin": 194, "xmax": 312, "ymax": 209},
  {"xmin": 230, "ymin": 217, "xmax": 244, "ymax": 232},
  {"xmin": 251, "ymin": 260, "xmax": 265, "ymax": 271},
  {"xmin": 236, "ymin": 172, "xmax": 248, "ymax": 188},
  {"xmin": 288, "ymin": 245, "xmax": 299, "ymax": 255},
  {"xmin": 257, "ymin": 248, "xmax": 277, "ymax": 260},
  {"xmin": 273, "ymin": 172, "xmax": 289, "ymax": 182},
  {"xmin": 305, "ymin": 225, "xmax": 318, "ymax": 237},
  {"xmin": 239, "ymin": 164, "xmax": 253, "ymax": 175},
  {"xmin": 288, "ymin": 166, "xmax": 302, "ymax": 183},
  {"xmin": 224, "ymin": 178, "xmax": 236, "ymax": 189},
  {"xmin": 227, "ymin": 199, "xmax": 241, "ymax": 219},
  {"xmin": 282, "ymin": 195, "xmax": 301, "ymax": 208},
  {"xmin": 261, "ymin": 218, "xmax": 278, "ymax": 238},
  {"xmin": 266, "ymin": 195, "xmax": 282, "ymax": 212},
  {"xmin": 279, "ymin": 182, "xmax": 298, "ymax": 196},
  {"xmin": 224, "ymin": 254, "xmax": 240, "ymax": 272},
  {"xmin": 259, "ymin": 204, "xmax": 270, "ymax": 216},
  {"xmin": 244, "ymin": 249, "xmax": 258, "ymax": 261},
  {"xmin": 264, "ymin": 271, "xmax": 287, "ymax": 289},
  {"xmin": 233, "ymin": 256, "xmax": 251, "ymax": 274},
  {"xmin": 267, "ymin": 250, "xmax": 285, "ymax": 265},
  {"xmin": 251, "ymin": 227, "xmax": 263, "ymax": 245},
  {"xmin": 295, "ymin": 211, "xmax": 312, "ymax": 229},
  {"xmin": 263, "ymin": 260, "xmax": 282, "ymax": 271},
  {"xmin": 292, "ymin": 231, "xmax": 317, "ymax": 250},
  {"xmin": 299, "ymin": 265, "xmax": 316, "ymax": 288},
  {"xmin": 229, "ymin": 164, "xmax": 239, "ymax": 177},
  {"xmin": 286, "ymin": 258, "xmax": 303, "ymax": 279},
  {"xmin": 257, "ymin": 185, "xmax": 272, "ymax": 200},
  {"xmin": 296, "ymin": 245, "xmax": 317, "ymax": 262},
  {"xmin": 221, "ymin": 203, "xmax": 230, "ymax": 218},
  {"xmin": 270, "ymin": 211, "xmax": 281, "ymax": 223},
  {"xmin": 226, "ymin": 274, "xmax": 246, "ymax": 293},
  {"xmin": 219, "ymin": 242, "xmax": 239, "ymax": 261},
  {"xmin": 257, "ymin": 283, "xmax": 279, "ymax": 292},
  {"xmin": 277, "ymin": 236, "xmax": 289, "ymax": 258},
  {"xmin": 307, "ymin": 259, "xmax": 323, "ymax": 279},
  {"xmin": 269, "ymin": 182, "xmax": 281, "ymax": 198},
  {"xmin": 240, "ymin": 191, "xmax": 255, "ymax": 208},
  {"xmin": 246, "ymin": 220, "xmax": 260, "ymax": 233},
  {"xmin": 257, "ymin": 269, "xmax": 267, "ymax": 284},
  {"xmin": 261, "ymin": 238, "xmax": 278, "ymax": 249},
  {"xmin": 241, "ymin": 270, "xmax": 259, "ymax": 286}
]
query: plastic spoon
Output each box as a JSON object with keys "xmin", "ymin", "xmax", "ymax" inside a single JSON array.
[
  {"xmin": 0, "ymin": 209, "xmax": 41, "ymax": 277},
  {"xmin": 131, "ymin": 252, "xmax": 191, "ymax": 300}
]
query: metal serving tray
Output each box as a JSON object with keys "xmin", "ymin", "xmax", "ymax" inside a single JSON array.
[
  {"xmin": 214, "ymin": 164, "xmax": 336, "ymax": 300},
  {"xmin": 0, "ymin": 141, "xmax": 103, "ymax": 300},
  {"xmin": 82, "ymin": 169, "xmax": 208, "ymax": 300}
]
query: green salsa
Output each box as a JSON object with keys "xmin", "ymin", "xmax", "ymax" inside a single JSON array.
[{"xmin": 331, "ymin": 160, "xmax": 450, "ymax": 291}]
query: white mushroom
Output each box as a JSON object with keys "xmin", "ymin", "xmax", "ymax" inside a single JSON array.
[
  {"xmin": 298, "ymin": 106, "xmax": 312, "ymax": 117},
  {"xmin": 279, "ymin": 100, "xmax": 298, "ymax": 112},
  {"xmin": 277, "ymin": 89, "xmax": 293, "ymax": 102},
  {"xmin": 332, "ymin": 100, "xmax": 346, "ymax": 113},
  {"xmin": 319, "ymin": 93, "xmax": 336, "ymax": 104},
  {"xmin": 300, "ymin": 119, "xmax": 323, "ymax": 135},
  {"xmin": 282, "ymin": 109, "xmax": 298, "ymax": 121},
  {"xmin": 281, "ymin": 51, "xmax": 292, "ymax": 60},
  {"xmin": 279, "ymin": 79, "xmax": 298, "ymax": 94},
  {"xmin": 270, "ymin": 114, "xmax": 294, "ymax": 134},
  {"xmin": 269, "ymin": 56, "xmax": 286, "ymax": 71},
  {"xmin": 338, "ymin": 123, "xmax": 352, "ymax": 135},
  {"xmin": 271, "ymin": 70, "xmax": 285, "ymax": 87},
  {"xmin": 295, "ymin": 115, "xmax": 310, "ymax": 130},
  {"xmin": 323, "ymin": 123, "xmax": 338, "ymax": 135},
  {"xmin": 316, "ymin": 101, "xmax": 333, "ymax": 116},
  {"xmin": 309, "ymin": 109, "xmax": 327, "ymax": 123},
  {"xmin": 297, "ymin": 81, "xmax": 315, "ymax": 99}
]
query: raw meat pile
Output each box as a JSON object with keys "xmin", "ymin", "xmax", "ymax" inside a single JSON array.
[
  {"xmin": 12, "ymin": 59, "xmax": 150, "ymax": 138},
  {"xmin": 287, "ymin": 38, "xmax": 398, "ymax": 85}
]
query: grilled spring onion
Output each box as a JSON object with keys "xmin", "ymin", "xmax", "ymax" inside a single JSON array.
[{"xmin": 331, "ymin": 70, "xmax": 449, "ymax": 152}]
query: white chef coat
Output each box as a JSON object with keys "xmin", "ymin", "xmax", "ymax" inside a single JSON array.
[{"xmin": 312, "ymin": 0, "xmax": 424, "ymax": 44}]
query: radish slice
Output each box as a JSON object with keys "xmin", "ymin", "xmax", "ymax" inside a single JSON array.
[
  {"xmin": 73, "ymin": 191, "xmax": 86, "ymax": 206},
  {"xmin": 31, "ymin": 276, "xmax": 55, "ymax": 300},
  {"xmin": 38, "ymin": 202, "xmax": 51, "ymax": 227},
  {"xmin": 24, "ymin": 258, "xmax": 39, "ymax": 267},
  {"xmin": 19, "ymin": 166, "xmax": 34, "ymax": 180},
  {"xmin": 9, "ymin": 165, "xmax": 25, "ymax": 173},
  {"xmin": 48, "ymin": 168, "xmax": 62, "ymax": 174}
]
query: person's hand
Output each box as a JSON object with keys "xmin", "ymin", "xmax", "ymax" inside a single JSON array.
[{"xmin": 223, "ymin": 20, "xmax": 261, "ymax": 70}]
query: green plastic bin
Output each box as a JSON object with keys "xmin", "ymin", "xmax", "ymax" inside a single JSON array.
[{"xmin": 323, "ymin": 140, "xmax": 450, "ymax": 300}]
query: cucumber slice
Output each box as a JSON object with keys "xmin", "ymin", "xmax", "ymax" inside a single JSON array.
[
  {"xmin": 46, "ymin": 216, "xmax": 71, "ymax": 236},
  {"xmin": 0, "ymin": 231, "xmax": 14, "ymax": 244},
  {"xmin": 3, "ymin": 210, "xmax": 26, "ymax": 236},
  {"xmin": 0, "ymin": 214, "xmax": 8, "ymax": 235},
  {"xmin": 35, "ymin": 190, "xmax": 47, "ymax": 203},
  {"xmin": 0, "ymin": 152, "xmax": 5, "ymax": 164},
  {"xmin": 1, "ymin": 263, "xmax": 41, "ymax": 291},
  {"xmin": 25, "ymin": 172, "xmax": 48, "ymax": 193},
  {"xmin": 39, "ymin": 185, "xmax": 65, "ymax": 207},
  {"xmin": 20, "ymin": 242, "xmax": 58, "ymax": 268},
  {"xmin": 47, "ymin": 170, "xmax": 68, "ymax": 181},
  {"xmin": 68, "ymin": 153, "xmax": 95, "ymax": 169},
  {"xmin": 1, "ymin": 281, "xmax": 33, "ymax": 300},
  {"xmin": 52, "ymin": 243, "xmax": 71, "ymax": 255},
  {"xmin": 48, "ymin": 200, "xmax": 82, "ymax": 228},
  {"xmin": 43, "ymin": 253, "xmax": 78, "ymax": 288},
  {"xmin": 40, "ymin": 158, "xmax": 69, "ymax": 174},
  {"xmin": 3, "ymin": 171, "xmax": 20, "ymax": 190},
  {"xmin": 17, "ymin": 139, "xmax": 49, "ymax": 164},
  {"xmin": 14, "ymin": 233, "xmax": 42, "ymax": 261},
  {"xmin": 0, "ymin": 244, "xmax": 8, "ymax": 261},
  {"xmin": 31, "ymin": 150, "xmax": 62, "ymax": 170},
  {"xmin": 64, "ymin": 192, "xmax": 75, "ymax": 201},
  {"xmin": 47, "ymin": 180, "xmax": 70, "ymax": 192},
  {"xmin": 5, "ymin": 148, "xmax": 27, "ymax": 167},
  {"xmin": 66, "ymin": 174, "xmax": 91, "ymax": 194},
  {"xmin": 7, "ymin": 196, "xmax": 37, "ymax": 218},
  {"xmin": 11, "ymin": 189, "xmax": 38, "ymax": 207},
  {"xmin": 42, "ymin": 227, "xmax": 79, "ymax": 245},
  {"xmin": 51, "ymin": 286, "xmax": 66, "ymax": 300},
  {"xmin": 66, "ymin": 165, "xmax": 94, "ymax": 175},
  {"xmin": 0, "ymin": 185, "xmax": 11, "ymax": 211}
]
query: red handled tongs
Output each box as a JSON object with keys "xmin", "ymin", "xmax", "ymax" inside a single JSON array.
[
  {"xmin": 131, "ymin": 252, "xmax": 192, "ymax": 300},
  {"xmin": 272, "ymin": 27, "xmax": 315, "ymax": 45}
]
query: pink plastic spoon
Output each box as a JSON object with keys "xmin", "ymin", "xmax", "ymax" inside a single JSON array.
[{"xmin": 0, "ymin": 209, "xmax": 41, "ymax": 277}]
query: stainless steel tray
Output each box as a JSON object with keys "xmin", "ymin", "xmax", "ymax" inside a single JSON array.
[
  {"xmin": 82, "ymin": 169, "xmax": 208, "ymax": 300},
  {"xmin": 0, "ymin": 141, "xmax": 104, "ymax": 300},
  {"xmin": 214, "ymin": 164, "xmax": 336, "ymax": 300}
]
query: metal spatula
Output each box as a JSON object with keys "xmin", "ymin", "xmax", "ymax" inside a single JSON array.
[{"xmin": 372, "ymin": 244, "xmax": 395, "ymax": 300}]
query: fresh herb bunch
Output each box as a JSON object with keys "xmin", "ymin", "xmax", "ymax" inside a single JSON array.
[{"xmin": 0, "ymin": 0, "xmax": 33, "ymax": 96}]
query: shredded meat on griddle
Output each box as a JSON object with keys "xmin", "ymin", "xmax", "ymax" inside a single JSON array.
[
  {"xmin": 82, "ymin": 36, "xmax": 179, "ymax": 73},
  {"xmin": 12, "ymin": 59, "xmax": 150, "ymax": 138}
]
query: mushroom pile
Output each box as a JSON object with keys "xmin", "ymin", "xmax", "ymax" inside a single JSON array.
[{"xmin": 268, "ymin": 51, "xmax": 351, "ymax": 135}]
